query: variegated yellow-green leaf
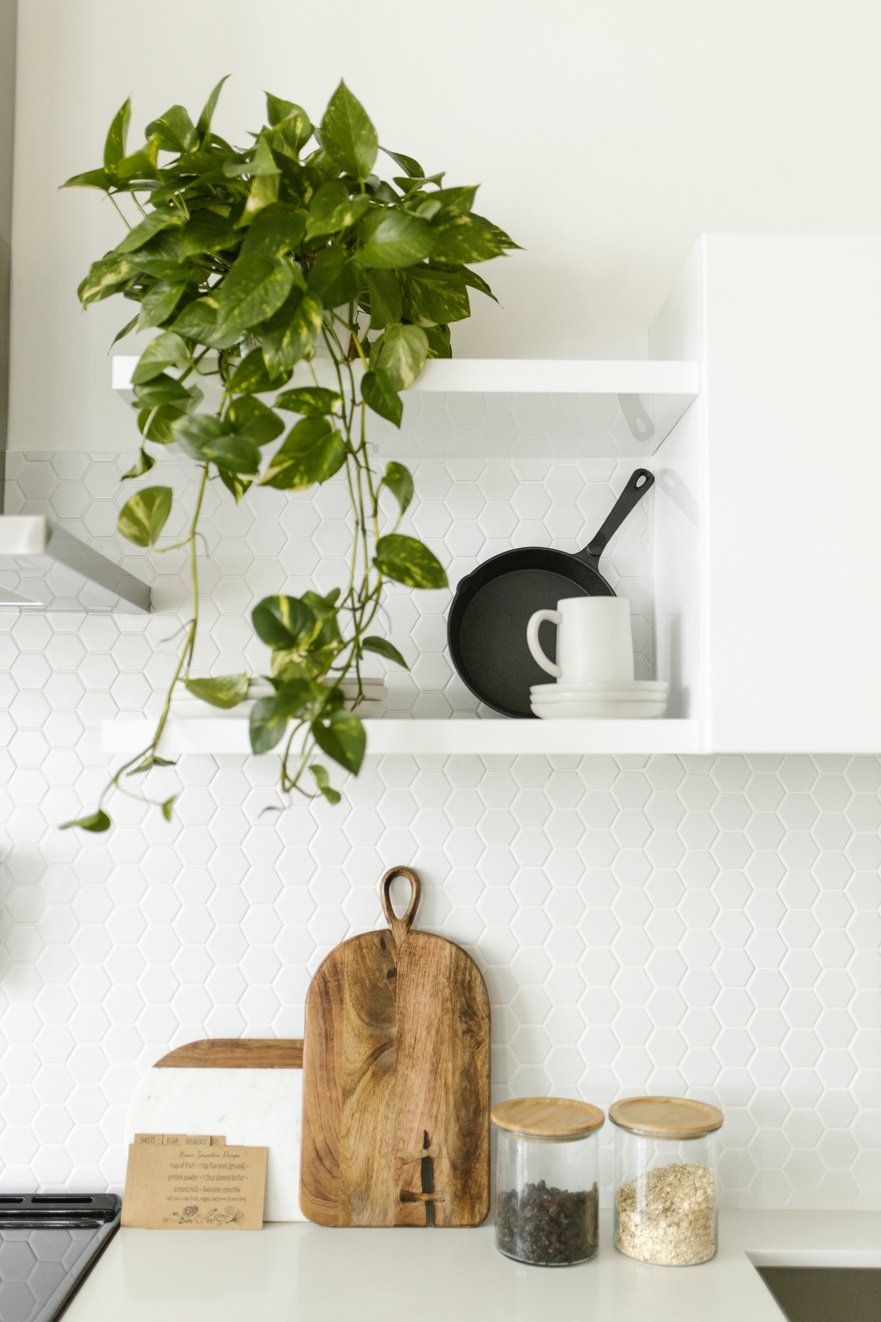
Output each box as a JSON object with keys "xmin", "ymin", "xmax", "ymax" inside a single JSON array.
[
  {"xmin": 184, "ymin": 674, "xmax": 250, "ymax": 709},
  {"xmin": 262, "ymin": 417, "xmax": 346, "ymax": 490},
  {"xmin": 274, "ymin": 387, "xmax": 342, "ymax": 417},
  {"xmin": 362, "ymin": 370, "xmax": 402, "ymax": 427},
  {"xmin": 77, "ymin": 254, "xmax": 135, "ymax": 307},
  {"xmin": 311, "ymin": 711, "xmax": 366, "ymax": 774},
  {"xmin": 372, "ymin": 323, "xmax": 429, "ymax": 390},
  {"xmin": 319, "ymin": 81, "xmax": 377, "ymax": 181},
  {"xmin": 131, "ymin": 332, "xmax": 191, "ymax": 385},
  {"xmin": 380, "ymin": 461, "xmax": 414, "ymax": 513},
  {"xmin": 310, "ymin": 763, "xmax": 341, "ymax": 804},
  {"xmin": 114, "ymin": 210, "xmax": 183, "ymax": 255},
  {"xmin": 61, "ymin": 809, "xmax": 112, "ymax": 833},
  {"xmin": 374, "ymin": 534, "xmax": 447, "ymax": 589},
  {"xmin": 362, "ymin": 636, "xmax": 408, "ymax": 669},
  {"xmin": 103, "ymin": 98, "xmax": 131, "ymax": 170},
  {"xmin": 252, "ymin": 595, "xmax": 317, "ymax": 650},
  {"xmin": 117, "ymin": 486, "xmax": 173, "ymax": 548},
  {"xmin": 359, "ymin": 211, "xmax": 432, "ymax": 269},
  {"xmin": 215, "ymin": 252, "xmax": 295, "ymax": 341}
]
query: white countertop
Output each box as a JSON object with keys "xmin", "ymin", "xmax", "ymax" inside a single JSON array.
[{"xmin": 66, "ymin": 1211, "xmax": 881, "ymax": 1321}]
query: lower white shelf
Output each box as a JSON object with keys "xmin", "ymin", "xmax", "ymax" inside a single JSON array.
[{"xmin": 101, "ymin": 717, "xmax": 701, "ymax": 758}]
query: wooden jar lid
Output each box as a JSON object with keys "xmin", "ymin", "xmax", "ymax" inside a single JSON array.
[
  {"xmin": 491, "ymin": 1096, "xmax": 605, "ymax": 1139},
  {"xmin": 608, "ymin": 1095, "xmax": 723, "ymax": 1139}
]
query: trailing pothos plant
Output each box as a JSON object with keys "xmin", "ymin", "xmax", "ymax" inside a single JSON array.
[{"xmin": 61, "ymin": 79, "xmax": 515, "ymax": 832}]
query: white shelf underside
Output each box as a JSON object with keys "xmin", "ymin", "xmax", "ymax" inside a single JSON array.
[
  {"xmin": 102, "ymin": 717, "xmax": 701, "ymax": 758},
  {"xmin": 112, "ymin": 356, "xmax": 699, "ymax": 396},
  {"xmin": 112, "ymin": 357, "xmax": 700, "ymax": 458}
]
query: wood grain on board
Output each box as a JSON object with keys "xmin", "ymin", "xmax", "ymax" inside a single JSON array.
[
  {"xmin": 300, "ymin": 866, "xmax": 490, "ymax": 1228},
  {"xmin": 155, "ymin": 1039, "xmax": 304, "ymax": 1069}
]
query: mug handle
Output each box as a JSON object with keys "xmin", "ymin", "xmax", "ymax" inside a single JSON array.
[{"xmin": 526, "ymin": 609, "xmax": 562, "ymax": 678}]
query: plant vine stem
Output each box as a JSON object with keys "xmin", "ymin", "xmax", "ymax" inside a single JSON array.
[
  {"xmin": 334, "ymin": 313, "xmax": 381, "ymax": 537},
  {"xmin": 148, "ymin": 462, "xmax": 209, "ymax": 753},
  {"xmin": 323, "ymin": 326, "xmax": 361, "ymax": 604},
  {"xmin": 325, "ymin": 321, "xmax": 371, "ymax": 607},
  {"xmin": 280, "ymin": 720, "xmax": 318, "ymax": 798}
]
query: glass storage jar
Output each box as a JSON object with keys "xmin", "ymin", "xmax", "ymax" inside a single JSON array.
[
  {"xmin": 491, "ymin": 1096, "xmax": 604, "ymax": 1266},
  {"xmin": 610, "ymin": 1096, "xmax": 723, "ymax": 1267}
]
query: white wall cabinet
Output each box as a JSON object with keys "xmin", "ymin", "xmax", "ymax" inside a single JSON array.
[
  {"xmin": 105, "ymin": 234, "xmax": 881, "ymax": 758},
  {"xmin": 656, "ymin": 233, "xmax": 881, "ymax": 752}
]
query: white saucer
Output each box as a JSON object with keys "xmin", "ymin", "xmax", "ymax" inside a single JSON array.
[
  {"xmin": 531, "ymin": 697, "xmax": 668, "ymax": 720},
  {"xmin": 532, "ymin": 688, "xmax": 667, "ymax": 703},
  {"xmin": 531, "ymin": 698, "xmax": 669, "ymax": 708}
]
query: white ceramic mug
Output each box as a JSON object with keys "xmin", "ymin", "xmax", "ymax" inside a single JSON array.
[{"xmin": 526, "ymin": 596, "xmax": 634, "ymax": 684}]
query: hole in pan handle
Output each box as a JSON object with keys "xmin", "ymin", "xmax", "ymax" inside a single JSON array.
[{"xmin": 583, "ymin": 467, "xmax": 654, "ymax": 563}]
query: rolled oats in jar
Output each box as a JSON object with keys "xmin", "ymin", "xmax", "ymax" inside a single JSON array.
[{"xmin": 610, "ymin": 1096, "xmax": 723, "ymax": 1266}]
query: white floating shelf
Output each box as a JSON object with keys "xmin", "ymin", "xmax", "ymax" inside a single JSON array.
[
  {"xmin": 112, "ymin": 357, "xmax": 700, "ymax": 458},
  {"xmin": 101, "ymin": 716, "xmax": 701, "ymax": 759}
]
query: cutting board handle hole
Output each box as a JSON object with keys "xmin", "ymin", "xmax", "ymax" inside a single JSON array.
[{"xmin": 380, "ymin": 865, "xmax": 422, "ymax": 946}]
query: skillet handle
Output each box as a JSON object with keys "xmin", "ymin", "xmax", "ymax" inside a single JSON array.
[{"xmin": 584, "ymin": 468, "xmax": 654, "ymax": 562}]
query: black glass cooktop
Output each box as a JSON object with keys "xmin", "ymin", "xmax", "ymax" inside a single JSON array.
[{"xmin": 0, "ymin": 1195, "xmax": 120, "ymax": 1322}]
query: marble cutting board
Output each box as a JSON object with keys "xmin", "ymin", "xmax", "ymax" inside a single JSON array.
[{"xmin": 124, "ymin": 1039, "xmax": 305, "ymax": 1222}]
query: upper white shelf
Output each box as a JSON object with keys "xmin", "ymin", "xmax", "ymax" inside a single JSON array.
[
  {"xmin": 112, "ymin": 357, "xmax": 700, "ymax": 458},
  {"xmin": 101, "ymin": 716, "xmax": 700, "ymax": 758}
]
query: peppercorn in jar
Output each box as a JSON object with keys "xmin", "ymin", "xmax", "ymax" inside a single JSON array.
[{"xmin": 491, "ymin": 1097, "xmax": 604, "ymax": 1267}]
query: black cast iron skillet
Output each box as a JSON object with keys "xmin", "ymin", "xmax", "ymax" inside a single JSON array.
[{"xmin": 447, "ymin": 468, "xmax": 655, "ymax": 718}]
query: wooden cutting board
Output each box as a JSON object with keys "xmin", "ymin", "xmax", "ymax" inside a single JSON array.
[
  {"xmin": 126, "ymin": 1038, "xmax": 305, "ymax": 1221},
  {"xmin": 300, "ymin": 866, "xmax": 490, "ymax": 1227}
]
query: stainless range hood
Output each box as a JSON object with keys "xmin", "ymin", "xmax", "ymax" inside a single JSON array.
[{"xmin": 0, "ymin": 516, "xmax": 150, "ymax": 612}]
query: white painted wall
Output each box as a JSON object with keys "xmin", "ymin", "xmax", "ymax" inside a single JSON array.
[{"xmin": 10, "ymin": 0, "xmax": 881, "ymax": 451}]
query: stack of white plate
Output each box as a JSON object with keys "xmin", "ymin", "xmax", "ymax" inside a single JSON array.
[
  {"xmin": 530, "ymin": 680, "xmax": 669, "ymax": 720},
  {"xmin": 174, "ymin": 676, "xmax": 386, "ymax": 716}
]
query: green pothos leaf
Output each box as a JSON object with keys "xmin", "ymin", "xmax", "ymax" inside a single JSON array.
[
  {"xmin": 249, "ymin": 694, "xmax": 291, "ymax": 754},
  {"xmin": 361, "ymin": 370, "xmax": 402, "ymax": 427},
  {"xmin": 358, "ymin": 211, "xmax": 432, "ymax": 269},
  {"xmin": 371, "ymin": 323, "xmax": 429, "ymax": 390},
  {"xmin": 114, "ymin": 209, "xmax": 183, "ymax": 255},
  {"xmin": 274, "ymin": 387, "xmax": 342, "ymax": 417},
  {"xmin": 137, "ymin": 403, "xmax": 185, "ymax": 446},
  {"xmin": 380, "ymin": 461, "xmax": 414, "ymax": 513},
  {"xmin": 122, "ymin": 447, "xmax": 155, "ymax": 480},
  {"xmin": 251, "ymin": 595, "xmax": 317, "ymax": 650},
  {"xmin": 103, "ymin": 98, "xmax": 131, "ymax": 170},
  {"xmin": 117, "ymin": 486, "xmax": 173, "ymax": 547},
  {"xmin": 362, "ymin": 637, "xmax": 409, "ymax": 669},
  {"xmin": 319, "ymin": 81, "xmax": 377, "ymax": 181},
  {"xmin": 261, "ymin": 417, "xmax": 346, "ymax": 490},
  {"xmin": 196, "ymin": 75, "xmax": 229, "ymax": 142},
  {"xmin": 215, "ymin": 252, "xmax": 295, "ymax": 341},
  {"xmin": 131, "ymin": 331, "xmax": 191, "ymax": 385},
  {"xmin": 260, "ymin": 291, "xmax": 323, "ymax": 374},
  {"xmin": 77, "ymin": 253, "xmax": 135, "ymax": 307},
  {"xmin": 374, "ymin": 534, "xmax": 447, "ymax": 589},
  {"xmin": 310, "ymin": 763, "xmax": 341, "ymax": 805},
  {"xmin": 184, "ymin": 674, "xmax": 250, "ymax": 709},
  {"xmin": 138, "ymin": 280, "xmax": 187, "ymax": 330},
  {"xmin": 60, "ymin": 810, "xmax": 111, "ymax": 833},
  {"xmin": 311, "ymin": 711, "xmax": 366, "ymax": 775}
]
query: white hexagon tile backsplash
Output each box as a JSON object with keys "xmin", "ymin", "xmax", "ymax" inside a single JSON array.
[{"xmin": 0, "ymin": 451, "xmax": 879, "ymax": 1209}]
